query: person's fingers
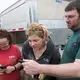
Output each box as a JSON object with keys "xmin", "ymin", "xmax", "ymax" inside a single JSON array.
[
  {"xmin": 23, "ymin": 59, "xmax": 29, "ymax": 61},
  {"xmin": 22, "ymin": 59, "xmax": 32, "ymax": 66},
  {"xmin": 0, "ymin": 72, "xmax": 4, "ymax": 75}
]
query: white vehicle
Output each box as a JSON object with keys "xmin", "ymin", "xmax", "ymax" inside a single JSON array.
[
  {"xmin": 0, "ymin": 0, "xmax": 38, "ymax": 43},
  {"xmin": 0, "ymin": 0, "xmax": 71, "ymax": 48}
]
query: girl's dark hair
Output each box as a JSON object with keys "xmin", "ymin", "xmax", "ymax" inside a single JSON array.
[
  {"xmin": 65, "ymin": 0, "xmax": 80, "ymax": 15},
  {"xmin": 0, "ymin": 29, "xmax": 12, "ymax": 44}
]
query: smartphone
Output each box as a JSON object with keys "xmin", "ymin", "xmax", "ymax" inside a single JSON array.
[
  {"xmin": 0, "ymin": 65, "xmax": 6, "ymax": 69},
  {"xmin": 18, "ymin": 59, "xmax": 24, "ymax": 63}
]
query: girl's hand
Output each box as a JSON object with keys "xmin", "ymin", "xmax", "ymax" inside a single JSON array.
[{"xmin": 5, "ymin": 66, "xmax": 15, "ymax": 74}]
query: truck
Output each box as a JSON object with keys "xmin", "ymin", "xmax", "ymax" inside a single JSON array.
[
  {"xmin": 0, "ymin": 0, "xmax": 72, "ymax": 49},
  {"xmin": 37, "ymin": 0, "xmax": 72, "ymax": 49},
  {"xmin": 0, "ymin": 0, "xmax": 38, "ymax": 44}
]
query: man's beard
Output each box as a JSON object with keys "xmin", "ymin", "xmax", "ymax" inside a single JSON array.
[{"xmin": 71, "ymin": 25, "xmax": 80, "ymax": 32}]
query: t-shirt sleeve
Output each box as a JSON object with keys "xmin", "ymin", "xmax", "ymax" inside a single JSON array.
[
  {"xmin": 15, "ymin": 45, "xmax": 22, "ymax": 59},
  {"xmin": 75, "ymin": 39, "xmax": 80, "ymax": 59},
  {"xmin": 75, "ymin": 48, "xmax": 80, "ymax": 59}
]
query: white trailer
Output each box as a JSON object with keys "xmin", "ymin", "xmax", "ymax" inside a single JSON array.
[
  {"xmin": 0, "ymin": 0, "xmax": 72, "ymax": 47},
  {"xmin": 38, "ymin": 0, "xmax": 72, "ymax": 49},
  {"xmin": 0, "ymin": 0, "xmax": 38, "ymax": 43}
]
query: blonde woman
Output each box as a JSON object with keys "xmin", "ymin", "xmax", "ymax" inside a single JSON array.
[{"xmin": 22, "ymin": 23, "xmax": 60, "ymax": 80}]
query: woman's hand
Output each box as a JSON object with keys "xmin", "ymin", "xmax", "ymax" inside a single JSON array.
[{"xmin": 5, "ymin": 66, "xmax": 15, "ymax": 74}]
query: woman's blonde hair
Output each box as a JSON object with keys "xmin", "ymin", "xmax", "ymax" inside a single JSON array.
[{"xmin": 26, "ymin": 22, "xmax": 48, "ymax": 41}]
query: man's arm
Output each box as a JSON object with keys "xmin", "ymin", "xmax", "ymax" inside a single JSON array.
[
  {"xmin": 22, "ymin": 59, "xmax": 80, "ymax": 78},
  {"xmin": 39, "ymin": 59, "xmax": 80, "ymax": 78}
]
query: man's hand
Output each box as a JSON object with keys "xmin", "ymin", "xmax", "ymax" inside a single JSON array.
[{"xmin": 22, "ymin": 60, "xmax": 41, "ymax": 75}]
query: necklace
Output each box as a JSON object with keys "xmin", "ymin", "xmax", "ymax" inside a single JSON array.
[{"xmin": 34, "ymin": 45, "xmax": 47, "ymax": 59}]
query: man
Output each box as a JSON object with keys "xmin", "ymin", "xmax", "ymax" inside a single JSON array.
[{"xmin": 22, "ymin": 0, "xmax": 80, "ymax": 79}]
